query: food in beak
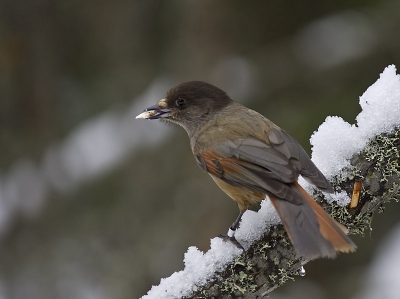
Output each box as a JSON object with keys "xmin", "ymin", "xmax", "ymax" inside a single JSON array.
[{"xmin": 136, "ymin": 108, "xmax": 170, "ymax": 119}]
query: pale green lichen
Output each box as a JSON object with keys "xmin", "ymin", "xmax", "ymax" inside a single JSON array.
[
  {"xmin": 219, "ymin": 269, "xmax": 257, "ymax": 295},
  {"xmin": 273, "ymin": 257, "xmax": 280, "ymax": 266},
  {"xmin": 254, "ymin": 242, "xmax": 272, "ymax": 261},
  {"xmin": 278, "ymin": 268, "xmax": 295, "ymax": 284},
  {"xmin": 388, "ymin": 182, "xmax": 400, "ymax": 202},
  {"xmin": 269, "ymin": 274, "xmax": 278, "ymax": 282},
  {"xmin": 216, "ymin": 255, "xmax": 259, "ymax": 296},
  {"xmin": 324, "ymin": 129, "xmax": 400, "ymax": 237},
  {"xmin": 328, "ymin": 200, "xmax": 353, "ymax": 223},
  {"xmin": 281, "ymin": 237, "xmax": 290, "ymax": 247},
  {"xmin": 286, "ymin": 260, "xmax": 293, "ymax": 268},
  {"xmin": 364, "ymin": 131, "xmax": 400, "ymax": 183}
]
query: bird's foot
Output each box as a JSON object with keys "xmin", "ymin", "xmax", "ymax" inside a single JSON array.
[{"xmin": 218, "ymin": 234, "xmax": 244, "ymax": 250}]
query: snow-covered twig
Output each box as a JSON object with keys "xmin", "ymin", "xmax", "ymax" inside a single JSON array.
[{"xmin": 142, "ymin": 65, "xmax": 400, "ymax": 299}]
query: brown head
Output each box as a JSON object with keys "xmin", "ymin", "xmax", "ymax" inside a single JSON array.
[{"xmin": 136, "ymin": 81, "xmax": 233, "ymax": 135}]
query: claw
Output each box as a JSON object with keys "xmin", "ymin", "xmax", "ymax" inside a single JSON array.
[{"xmin": 218, "ymin": 234, "xmax": 244, "ymax": 250}]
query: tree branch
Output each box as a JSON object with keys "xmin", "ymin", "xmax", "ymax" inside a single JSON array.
[{"xmin": 186, "ymin": 128, "xmax": 400, "ymax": 299}]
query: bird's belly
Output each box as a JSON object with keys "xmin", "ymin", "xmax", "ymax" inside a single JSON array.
[{"xmin": 209, "ymin": 174, "xmax": 265, "ymax": 211}]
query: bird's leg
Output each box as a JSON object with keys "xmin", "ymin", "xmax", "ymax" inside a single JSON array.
[
  {"xmin": 228, "ymin": 211, "xmax": 244, "ymax": 237},
  {"xmin": 219, "ymin": 211, "xmax": 244, "ymax": 250}
]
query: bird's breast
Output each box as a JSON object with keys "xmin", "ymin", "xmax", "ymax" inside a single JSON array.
[{"xmin": 209, "ymin": 174, "xmax": 266, "ymax": 211}]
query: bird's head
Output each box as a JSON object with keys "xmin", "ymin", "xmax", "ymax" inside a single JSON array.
[{"xmin": 136, "ymin": 81, "xmax": 233, "ymax": 134}]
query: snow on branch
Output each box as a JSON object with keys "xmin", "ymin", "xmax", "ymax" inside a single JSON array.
[{"xmin": 141, "ymin": 65, "xmax": 400, "ymax": 299}]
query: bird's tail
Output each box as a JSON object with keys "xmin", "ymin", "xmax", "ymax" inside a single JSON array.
[{"xmin": 269, "ymin": 182, "xmax": 356, "ymax": 260}]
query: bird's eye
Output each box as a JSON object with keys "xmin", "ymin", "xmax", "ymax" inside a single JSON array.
[{"xmin": 176, "ymin": 98, "xmax": 185, "ymax": 107}]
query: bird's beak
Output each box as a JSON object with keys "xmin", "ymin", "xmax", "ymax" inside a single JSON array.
[{"xmin": 136, "ymin": 100, "xmax": 171, "ymax": 120}]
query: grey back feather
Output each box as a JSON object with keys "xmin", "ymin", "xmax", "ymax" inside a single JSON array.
[{"xmin": 211, "ymin": 127, "xmax": 334, "ymax": 198}]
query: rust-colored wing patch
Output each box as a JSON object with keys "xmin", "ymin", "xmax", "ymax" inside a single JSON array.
[{"xmin": 195, "ymin": 150, "xmax": 301, "ymax": 203}]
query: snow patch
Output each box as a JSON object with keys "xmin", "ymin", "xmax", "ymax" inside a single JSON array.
[{"xmin": 309, "ymin": 64, "xmax": 400, "ymax": 204}]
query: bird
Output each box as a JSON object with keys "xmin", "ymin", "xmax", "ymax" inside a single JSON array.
[{"xmin": 136, "ymin": 81, "xmax": 356, "ymax": 260}]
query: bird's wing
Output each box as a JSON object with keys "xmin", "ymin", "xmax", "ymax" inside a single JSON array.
[
  {"xmin": 196, "ymin": 149, "xmax": 303, "ymax": 204},
  {"xmin": 195, "ymin": 127, "xmax": 333, "ymax": 202}
]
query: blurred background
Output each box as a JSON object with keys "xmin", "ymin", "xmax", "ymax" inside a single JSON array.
[{"xmin": 1, "ymin": 1, "xmax": 400, "ymax": 298}]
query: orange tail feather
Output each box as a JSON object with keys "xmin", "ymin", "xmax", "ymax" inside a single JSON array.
[
  {"xmin": 294, "ymin": 182, "xmax": 356, "ymax": 254},
  {"xmin": 269, "ymin": 182, "xmax": 356, "ymax": 260}
]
